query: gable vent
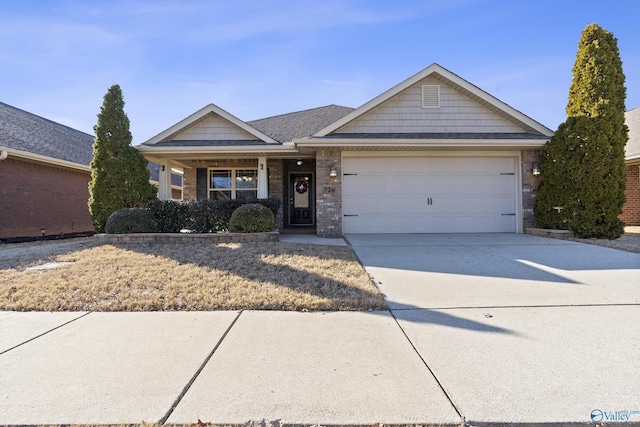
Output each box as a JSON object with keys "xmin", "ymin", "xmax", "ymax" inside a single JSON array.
[{"xmin": 422, "ymin": 85, "xmax": 440, "ymax": 108}]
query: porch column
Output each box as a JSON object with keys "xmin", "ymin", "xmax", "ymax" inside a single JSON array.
[
  {"xmin": 257, "ymin": 156, "xmax": 268, "ymax": 198},
  {"xmin": 157, "ymin": 158, "xmax": 172, "ymax": 200}
]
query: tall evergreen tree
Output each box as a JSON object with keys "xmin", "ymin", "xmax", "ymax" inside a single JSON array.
[
  {"xmin": 88, "ymin": 84, "xmax": 157, "ymax": 232},
  {"xmin": 534, "ymin": 23, "xmax": 628, "ymax": 239}
]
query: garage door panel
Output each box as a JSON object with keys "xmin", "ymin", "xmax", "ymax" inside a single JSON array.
[{"xmin": 342, "ymin": 156, "xmax": 518, "ymax": 234}]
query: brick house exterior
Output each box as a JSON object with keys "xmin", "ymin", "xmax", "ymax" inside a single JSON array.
[
  {"xmin": 0, "ymin": 102, "xmax": 95, "ymax": 240},
  {"xmin": 139, "ymin": 64, "xmax": 553, "ymax": 236},
  {"xmin": 622, "ymin": 108, "xmax": 640, "ymax": 226}
]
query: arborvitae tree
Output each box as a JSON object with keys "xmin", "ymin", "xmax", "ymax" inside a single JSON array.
[
  {"xmin": 88, "ymin": 84, "xmax": 157, "ymax": 232},
  {"xmin": 534, "ymin": 23, "xmax": 628, "ymax": 239}
]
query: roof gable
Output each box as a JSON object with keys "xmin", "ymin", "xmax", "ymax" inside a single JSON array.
[
  {"xmin": 314, "ymin": 63, "xmax": 553, "ymax": 137},
  {"xmin": 143, "ymin": 103, "xmax": 277, "ymax": 145},
  {"xmin": 0, "ymin": 101, "xmax": 94, "ymax": 165}
]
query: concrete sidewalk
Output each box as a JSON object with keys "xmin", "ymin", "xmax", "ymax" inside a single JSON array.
[{"xmin": 0, "ymin": 311, "xmax": 462, "ymax": 425}]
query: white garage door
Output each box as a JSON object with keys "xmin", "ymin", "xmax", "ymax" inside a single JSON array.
[{"xmin": 342, "ymin": 156, "xmax": 517, "ymax": 233}]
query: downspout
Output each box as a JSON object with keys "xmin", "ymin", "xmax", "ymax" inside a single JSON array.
[{"xmin": 0, "ymin": 150, "xmax": 7, "ymax": 161}]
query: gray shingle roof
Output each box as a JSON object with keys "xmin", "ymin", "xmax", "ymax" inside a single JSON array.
[
  {"xmin": 248, "ymin": 104, "xmax": 354, "ymax": 142},
  {"xmin": 0, "ymin": 101, "xmax": 94, "ymax": 165},
  {"xmin": 625, "ymin": 108, "xmax": 640, "ymax": 159}
]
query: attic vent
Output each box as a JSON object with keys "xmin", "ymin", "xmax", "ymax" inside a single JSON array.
[{"xmin": 422, "ymin": 85, "xmax": 440, "ymax": 108}]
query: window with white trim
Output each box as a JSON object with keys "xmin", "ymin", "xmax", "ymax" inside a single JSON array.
[{"xmin": 209, "ymin": 168, "xmax": 258, "ymax": 200}]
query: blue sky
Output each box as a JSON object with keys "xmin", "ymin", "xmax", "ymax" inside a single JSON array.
[{"xmin": 1, "ymin": 0, "xmax": 638, "ymax": 144}]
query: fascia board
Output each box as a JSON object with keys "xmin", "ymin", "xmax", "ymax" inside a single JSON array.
[
  {"xmin": 138, "ymin": 144, "xmax": 300, "ymax": 155},
  {"xmin": 142, "ymin": 103, "xmax": 277, "ymax": 145},
  {"xmin": 439, "ymin": 69, "xmax": 554, "ymax": 136},
  {"xmin": 294, "ymin": 138, "xmax": 548, "ymax": 148},
  {"xmin": 0, "ymin": 146, "xmax": 91, "ymax": 172}
]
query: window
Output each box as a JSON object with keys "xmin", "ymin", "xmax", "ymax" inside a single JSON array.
[{"xmin": 209, "ymin": 168, "xmax": 257, "ymax": 200}]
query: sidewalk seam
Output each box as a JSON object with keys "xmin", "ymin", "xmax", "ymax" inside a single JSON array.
[
  {"xmin": 0, "ymin": 312, "xmax": 91, "ymax": 356},
  {"xmin": 391, "ymin": 302, "xmax": 640, "ymax": 311},
  {"xmin": 158, "ymin": 310, "xmax": 243, "ymax": 425},
  {"xmin": 390, "ymin": 309, "xmax": 466, "ymax": 424}
]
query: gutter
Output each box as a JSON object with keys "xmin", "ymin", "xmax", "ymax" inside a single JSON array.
[
  {"xmin": 293, "ymin": 138, "xmax": 549, "ymax": 150},
  {"xmin": 0, "ymin": 146, "xmax": 91, "ymax": 171}
]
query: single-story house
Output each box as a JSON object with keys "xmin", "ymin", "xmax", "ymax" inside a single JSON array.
[
  {"xmin": 139, "ymin": 63, "xmax": 556, "ymax": 237},
  {"xmin": 0, "ymin": 101, "xmax": 95, "ymax": 240},
  {"xmin": 621, "ymin": 107, "xmax": 639, "ymax": 226}
]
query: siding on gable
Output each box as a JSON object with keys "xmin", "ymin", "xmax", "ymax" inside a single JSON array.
[
  {"xmin": 169, "ymin": 113, "xmax": 259, "ymax": 141},
  {"xmin": 336, "ymin": 76, "xmax": 525, "ymax": 134}
]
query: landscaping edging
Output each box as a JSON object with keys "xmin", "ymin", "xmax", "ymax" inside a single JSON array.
[
  {"xmin": 96, "ymin": 231, "xmax": 280, "ymax": 243},
  {"xmin": 525, "ymin": 228, "xmax": 575, "ymax": 239}
]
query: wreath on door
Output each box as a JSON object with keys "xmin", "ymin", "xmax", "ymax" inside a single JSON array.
[{"xmin": 295, "ymin": 180, "xmax": 308, "ymax": 194}]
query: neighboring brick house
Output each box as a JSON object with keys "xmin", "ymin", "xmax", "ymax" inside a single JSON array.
[
  {"xmin": 622, "ymin": 108, "xmax": 640, "ymax": 226},
  {"xmin": 140, "ymin": 64, "xmax": 554, "ymax": 236},
  {"xmin": 0, "ymin": 101, "xmax": 183, "ymax": 240},
  {"xmin": 0, "ymin": 101, "xmax": 96, "ymax": 240}
]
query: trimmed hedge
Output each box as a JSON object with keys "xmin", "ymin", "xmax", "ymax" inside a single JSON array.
[
  {"xmin": 138, "ymin": 198, "xmax": 282, "ymax": 234},
  {"xmin": 146, "ymin": 199, "xmax": 190, "ymax": 233},
  {"xmin": 105, "ymin": 208, "xmax": 159, "ymax": 234},
  {"xmin": 229, "ymin": 204, "xmax": 275, "ymax": 233},
  {"xmin": 188, "ymin": 199, "xmax": 243, "ymax": 233}
]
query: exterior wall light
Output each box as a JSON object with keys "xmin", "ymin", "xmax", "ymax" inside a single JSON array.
[
  {"xmin": 296, "ymin": 160, "xmax": 303, "ymax": 166},
  {"xmin": 329, "ymin": 165, "xmax": 338, "ymax": 177},
  {"xmin": 532, "ymin": 163, "xmax": 541, "ymax": 176}
]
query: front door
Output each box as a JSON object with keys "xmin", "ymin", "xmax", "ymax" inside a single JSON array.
[{"xmin": 289, "ymin": 173, "xmax": 314, "ymax": 225}]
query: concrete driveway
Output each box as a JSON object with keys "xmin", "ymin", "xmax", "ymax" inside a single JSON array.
[{"xmin": 347, "ymin": 233, "xmax": 640, "ymax": 425}]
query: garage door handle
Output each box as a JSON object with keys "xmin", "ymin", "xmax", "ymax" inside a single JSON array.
[
  {"xmin": 344, "ymin": 214, "xmax": 358, "ymax": 217},
  {"xmin": 501, "ymin": 213, "xmax": 516, "ymax": 216}
]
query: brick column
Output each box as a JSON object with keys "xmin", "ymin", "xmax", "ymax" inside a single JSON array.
[
  {"xmin": 182, "ymin": 167, "xmax": 197, "ymax": 201},
  {"xmin": 315, "ymin": 150, "xmax": 342, "ymax": 237},
  {"xmin": 267, "ymin": 159, "xmax": 284, "ymax": 230}
]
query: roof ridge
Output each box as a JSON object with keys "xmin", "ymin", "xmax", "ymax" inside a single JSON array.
[{"xmin": 248, "ymin": 104, "xmax": 353, "ymax": 123}]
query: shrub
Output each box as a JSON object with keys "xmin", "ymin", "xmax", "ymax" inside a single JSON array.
[
  {"xmin": 88, "ymin": 84, "xmax": 157, "ymax": 233},
  {"xmin": 146, "ymin": 199, "xmax": 190, "ymax": 233},
  {"xmin": 534, "ymin": 24, "xmax": 627, "ymax": 239},
  {"xmin": 245, "ymin": 198, "xmax": 281, "ymax": 218},
  {"xmin": 105, "ymin": 208, "xmax": 159, "ymax": 234},
  {"xmin": 187, "ymin": 199, "xmax": 243, "ymax": 233},
  {"xmin": 229, "ymin": 203, "xmax": 275, "ymax": 233}
]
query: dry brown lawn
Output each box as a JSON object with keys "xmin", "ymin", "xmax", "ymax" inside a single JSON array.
[{"xmin": 0, "ymin": 239, "xmax": 387, "ymax": 312}]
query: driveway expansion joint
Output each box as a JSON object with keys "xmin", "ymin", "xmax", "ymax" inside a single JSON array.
[
  {"xmin": 391, "ymin": 302, "xmax": 640, "ymax": 311},
  {"xmin": 158, "ymin": 310, "xmax": 243, "ymax": 425}
]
